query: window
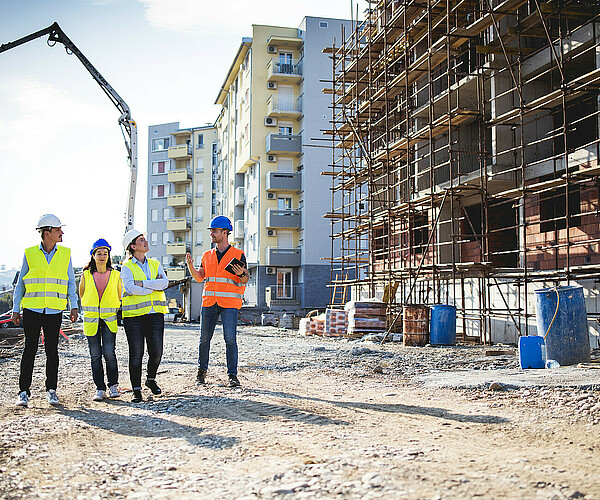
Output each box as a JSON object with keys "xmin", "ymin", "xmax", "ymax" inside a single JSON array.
[
  {"xmin": 162, "ymin": 256, "xmax": 169, "ymax": 266},
  {"xmin": 151, "ymin": 209, "xmax": 158, "ymax": 222},
  {"xmin": 540, "ymin": 185, "xmax": 581, "ymax": 232},
  {"xmin": 278, "ymin": 196, "xmax": 292, "ymax": 210},
  {"xmin": 212, "ymin": 143, "xmax": 218, "ymax": 166},
  {"xmin": 319, "ymin": 21, "xmax": 328, "ymax": 28},
  {"xmin": 277, "ymin": 269, "xmax": 293, "ymax": 298},
  {"xmin": 196, "ymin": 181, "xmax": 204, "ymax": 197},
  {"xmin": 194, "ymin": 255, "xmax": 202, "ymax": 267},
  {"xmin": 151, "ymin": 184, "xmax": 169, "ymax": 198},
  {"xmin": 196, "ymin": 158, "xmax": 204, "ymax": 173},
  {"xmin": 151, "ymin": 137, "xmax": 170, "ymax": 151},
  {"xmin": 278, "ymin": 122, "xmax": 293, "ymax": 135},
  {"xmin": 163, "ymin": 208, "xmax": 170, "ymax": 221},
  {"xmin": 150, "ymin": 233, "xmax": 158, "ymax": 246},
  {"xmin": 196, "ymin": 206, "xmax": 203, "ymax": 221},
  {"xmin": 197, "ymin": 134, "xmax": 204, "ymax": 149},
  {"xmin": 278, "ymin": 52, "xmax": 293, "ymax": 74},
  {"xmin": 253, "ymin": 196, "xmax": 258, "ymax": 214},
  {"xmin": 162, "ymin": 232, "xmax": 169, "ymax": 245},
  {"xmin": 151, "ymin": 160, "xmax": 169, "ymax": 175},
  {"xmin": 196, "ymin": 231, "xmax": 203, "ymax": 245},
  {"xmin": 411, "ymin": 213, "xmax": 429, "ymax": 253}
]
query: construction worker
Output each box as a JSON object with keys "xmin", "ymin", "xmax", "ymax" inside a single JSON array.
[
  {"xmin": 186, "ymin": 215, "xmax": 248, "ymax": 387},
  {"xmin": 121, "ymin": 230, "xmax": 168, "ymax": 403},
  {"xmin": 79, "ymin": 238, "xmax": 122, "ymax": 402},
  {"xmin": 12, "ymin": 214, "xmax": 78, "ymax": 407}
]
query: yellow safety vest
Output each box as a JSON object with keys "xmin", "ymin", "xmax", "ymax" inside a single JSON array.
[
  {"xmin": 22, "ymin": 245, "xmax": 71, "ymax": 311},
  {"xmin": 121, "ymin": 258, "xmax": 168, "ymax": 317},
  {"xmin": 80, "ymin": 269, "xmax": 121, "ymax": 336}
]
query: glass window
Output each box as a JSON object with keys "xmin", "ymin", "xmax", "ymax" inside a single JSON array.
[
  {"xmin": 150, "ymin": 233, "xmax": 158, "ymax": 245},
  {"xmin": 278, "ymin": 196, "xmax": 292, "ymax": 210},
  {"xmin": 162, "ymin": 232, "xmax": 169, "ymax": 245},
  {"xmin": 197, "ymin": 157, "xmax": 204, "ymax": 173},
  {"xmin": 151, "ymin": 160, "xmax": 169, "ymax": 175},
  {"xmin": 212, "ymin": 143, "xmax": 218, "ymax": 166},
  {"xmin": 277, "ymin": 269, "xmax": 293, "ymax": 298},
  {"xmin": 196, "ymin": 230, "xmax": 203, "ymax": 244},
  {"xmin": 196, "ymin": 206, "xmax": 203, "ymax": 221},
  {"xmin": 151, "ymin": 184, "xmax": 169, "ymax": 198},
  {"xmin": 163, "ymin": 208, "xmax": 170, "ymax": 221},
  {"xmin": 162, "ymin": 256, "xmax": 169, "ymax": 266},
  {"xmin": 196, "ymin": 181, "xmax": 204, "ymax": 196},
  {"xmin": 197, "ymin": 134, "xmax": 204, "ymax": 148},
  {"xmin": 151, "ymin": 209, "xmax": 158, "ymax": 222},
  {"xmin": 151, "ymin": 137, "xmax": 170, "ymax": 151}
]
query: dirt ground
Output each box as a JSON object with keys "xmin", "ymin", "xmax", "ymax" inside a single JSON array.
[{"xmin": 0, "ymin": 324, "xmax": 599, "ymax": 499}]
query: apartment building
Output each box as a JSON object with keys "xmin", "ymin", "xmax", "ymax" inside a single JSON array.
[
  {"xmin": 147, "ymin": 122, "xmax": 218, "ymax": 320},
  {"xmin": 328, "ymin": 0, "xmax": 600, "ymax": 346},
  {"xmin": 214, "ymin": 17, "xmax": 352, "ymax": 312}
]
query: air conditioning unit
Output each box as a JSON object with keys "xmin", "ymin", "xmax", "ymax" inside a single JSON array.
[
  {"xmin": 264, "ymin": 116, "xmax": 277, "ymax": 127},
  {"xmin": 266, "ymin": 267, "xmax": 276, "ymax": 275},
  {"xmin": 267, "ymin": 154, "xmax": 276, "ymax": 163},
  {"xmin": 267, "ymin": 46, "xmax": 277, "ymax": 54},
  {"xmin": 267, "ymin": 81, "xmax": 277, "ymax": 90},
  {"xmin": 267, "ymin": 229, "xmax": 276, "ymax": 237},
  {"xmin": 267, "ymin": 192, "xmax": 276, "ymax": 200}
]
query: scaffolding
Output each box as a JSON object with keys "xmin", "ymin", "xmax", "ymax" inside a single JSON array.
[{"xmin": 326, "ymin": 0, "xmax": 600, "ymax": 343}]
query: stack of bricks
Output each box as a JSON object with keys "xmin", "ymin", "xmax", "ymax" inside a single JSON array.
[
  {"xmin": 299, "ymin": 314, "xmax": 326, "ymax": 336},
  {"xmin": 324, "ymin": 308, "xmax": 348, "ymax": 337},
  {"xmin": 345, "ymin": 300, "xmax": 387, "ymax": 338}
]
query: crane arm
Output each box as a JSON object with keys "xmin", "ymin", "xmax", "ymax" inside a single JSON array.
[{"xmin": 0, "ymin": 22, "xmax": 137, "ymax": 233}]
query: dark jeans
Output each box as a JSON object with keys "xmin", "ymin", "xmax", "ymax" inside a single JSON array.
[
  {"xmin": 19, "ymin": 309, "xmax": 62, "ymax": 395},
  {"xmin": 123, "ymin": 313, "xmax": 164, "ymax": 390},
  {"xmin": 199, "ymin": 304, "xmax": 239, "ymax": 375},
  {"xmin": 86, "ymin": 319, "xmax": 118, "ymax": 391}
]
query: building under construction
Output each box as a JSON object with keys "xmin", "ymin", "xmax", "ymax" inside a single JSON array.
[{"xmin": 326, "ymin": 0, "xmax": 600, "ymax": 345}]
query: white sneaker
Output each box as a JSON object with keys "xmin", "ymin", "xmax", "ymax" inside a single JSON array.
[
  {"xmin": 15, "ymin": 391, "xmax": 28, "ymax": 407},
  {"xmin": 108, "ymin": 385, "xmax": 120, "ymax": 398},
  {"xmin": 93, "ymin": 390, "xmax": 106, "ymax": 402},
  {"xmin": 46, "ymin": 390, "xmax": 59, "ymax": 405}
]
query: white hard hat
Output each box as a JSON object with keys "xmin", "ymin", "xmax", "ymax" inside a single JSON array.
[
  {"xmin": 36, "ymin": 214, "xmax": 64, "ymax": 230},
  {"xmin": 122, "ymin": 229, "xmax": 144, "ymax": 249}
]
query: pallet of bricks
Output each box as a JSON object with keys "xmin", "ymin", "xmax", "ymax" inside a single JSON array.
[
  {"xmin": 345, "ymin": 300, "xmax": 387, "ymax": 339},
  {"xmin": 299, "ymin": 310, "xmax": 325, "ymax": 336},
  {"xmin": 323, "ymin": 308, "xmax": 348, "ymax": 337}
]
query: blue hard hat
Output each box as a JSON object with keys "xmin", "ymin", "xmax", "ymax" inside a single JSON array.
[
  {"xmin": 208, "ymin": 215, "xmax": 233, "ymax": 231},
  {"xmin": 91, "ymin": 238, "xmax": 112, "ymax": 255}
]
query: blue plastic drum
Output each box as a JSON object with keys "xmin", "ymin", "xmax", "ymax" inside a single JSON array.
[
  {"xmin": 534, "ymin": 286, "xmax": 590, "ymax": 366},
  {"xmin": 429, "ymin": 304, "xmax": 456, "ymax": 345}
]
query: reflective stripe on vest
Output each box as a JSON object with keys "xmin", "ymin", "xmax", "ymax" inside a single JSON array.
[
  {"xmin": 201, "ymin": 246, "xmax": 246, "ymax": 309},
  {"xmin": 81, "ymin": 269, "xmax": 122, "ymax": 336},
  {"xmin": 21, "ymin": 245, "xmax": 70, "ymax": 311},
  {"xmin": 121, "ymin": 259, "xmax": 168, "ymax": 317}
]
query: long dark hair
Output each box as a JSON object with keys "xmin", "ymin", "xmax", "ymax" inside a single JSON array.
[{"xmin": 83, "ymin": 248, "xmax": 114, "ymax": 273}]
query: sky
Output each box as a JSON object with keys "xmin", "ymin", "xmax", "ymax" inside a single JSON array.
[{"xmin": 0, "ymin": 0, "xmax": 367, "ymax": 270}]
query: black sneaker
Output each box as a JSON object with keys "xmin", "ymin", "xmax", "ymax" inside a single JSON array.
[
  {"xmin": 228, "ymin": 374, "xmax": 241, "ymax": 387},
  {"xmin": 131, "ymin": 389, "xmax": 143, "ymax": 403},
  {"xmin": 145, "ymin": 379, "xmax": 162, "ymax": 395},
  {"xmin": 196, "ymin": 368, "xmax": 207, "ymax": 384}
]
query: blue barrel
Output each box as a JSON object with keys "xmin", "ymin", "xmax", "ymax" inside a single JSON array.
[
  {"xmin": 534, "ymin": 286, "xmax": 590, "ymax": 366},
  {"xmin": 429, "ymin": 305, "xmax": 456, "ymax": 345},
  {"xmin": 518, "ymin": 336, "xmax": 545, "ymax": 369}
]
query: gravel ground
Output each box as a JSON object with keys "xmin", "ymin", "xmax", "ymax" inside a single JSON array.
[{"xmin": 0, "ymin": 324, "xmax": 599, "ymax": 499}]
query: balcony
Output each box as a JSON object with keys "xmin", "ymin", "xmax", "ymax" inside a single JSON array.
[
  {"xmin": 166, "ymin": 268, "xmax": 186, "ymax": 281},
  {"xmin": 167, "ymin": 168, "xmax": 192, "ymax": 184},
  {"xmin": 167, "ymin": 193, "xmax": 191, "ymax": 207},
  {"xmin": 265, "ymin": 247, "xmax": 301, "ymax": 266},
  {"xmin": 267, "ymin": 58, "xmax": 301, "ymax": 82},
  {"xmin": 265, "ymin": 208, "xmax": 301, "ymax": 229},
  {"xmin": 266, "ymin": 171, "xmax": 301, "ymax": 192},
  {"xmin": 234, "ymin": 219, "xmax": 245, "ymax": 240},
  {"xmin": 266, "ymin": 94, "xmax": 300, "ymax": 118},
  {"xmin": 168, "ymin": 144, "xmax": 192, "ymax": 159},
  {"xmin": 235, "ymin": 186, "xmax": 245, "ymax": 206},
  {"xmin": 167, "ymin": 217, "xmax": 191, "ymax": 231},
  {"xmin": 266, "ymin": 133, "xmax": 301, "ymax": 156},
  {"xmin": 166, "ymin": 242, "xmax": 190, "ymax": 255}
]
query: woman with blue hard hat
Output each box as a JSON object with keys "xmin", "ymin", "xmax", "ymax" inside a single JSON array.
[{"xmin": 79, "ymin": 238, "xmax": 122, "ymax": 402}]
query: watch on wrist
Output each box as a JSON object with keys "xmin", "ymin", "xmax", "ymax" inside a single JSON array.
[{"xmin": 239, "ymin": 271, "xmax": 247, "ymax": 278}]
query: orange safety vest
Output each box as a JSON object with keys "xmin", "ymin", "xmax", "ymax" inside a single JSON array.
[{"xmin": 202, "ymin": 246, "xmax": 246, "ymax": 309}]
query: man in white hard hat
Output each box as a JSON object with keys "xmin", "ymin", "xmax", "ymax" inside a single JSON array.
[{"xmin": 12, "ymin": 214, "xmax": 79, "ymax": 407}]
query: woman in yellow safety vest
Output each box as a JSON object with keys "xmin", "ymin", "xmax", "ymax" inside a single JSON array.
[
  {"xmin": 79, "ymin": 238, "xmax": 122, "ymax": 402},
  {"xmin": 120, "ymin": 229, "xmax": 169, "ymax": 403}
]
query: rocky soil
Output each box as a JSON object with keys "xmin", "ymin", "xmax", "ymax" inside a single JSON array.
[{"xmin": 0, "ymin": 324, "xmax": 599, "ymax": 499}]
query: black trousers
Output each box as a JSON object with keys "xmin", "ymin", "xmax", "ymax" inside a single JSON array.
[
  {"xmin": 123, "ymin": 313, "xmax": 164, "ymax": 390},
  {"xmin": 19, "ymin": 309, "xmax": 62, "ymax": 395}
]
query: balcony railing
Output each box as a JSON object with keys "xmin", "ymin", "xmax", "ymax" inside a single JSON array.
[
  {"xmin": 166, "ymin": 268, "xmax": 186, "ymax": 281},
  {"xmin": 167, "ymin": 168, "xmax": 192, "ymax": 183},
  {"xmin": 265, "ymin": 284, "xmax": 301, "ymax": 306},
  {"xmin": 166, "ymin": 242, "xmax": 190, "ymax": 255},
  {"xmin": 265, "ymin": 247, "xmax": 301, "ymax": 266},
  {"xmin": 266, "ymin": 171, "xmax": 301, "ymax": 191},
  {"xmin": 167, "ymin": 217, "xmax": 191, "ymax": 231},
  {"xmin": 267, "ymin": 58, "xmax": 301, "ymax": 81},
  {"xmin": 266, "ymin": 133, "xmax": 302, "ymax": 156},
  {"xmin": 266, "ymin": 94, "xmax": 300, "ymax": 117},
  {"xmin": 168, "ymin": 144, "xmax": 192, "ymax": 159},
  {"xmin": 265, "ymin": 208, "xmax": 301, "ymax": 229},
  {"xmin": 167, "ymin": 193, "xmax": 192, "ymax": 207},
  {"xmin": 235, "ymin": 186, "xmax": 245, "ymax": 206}
]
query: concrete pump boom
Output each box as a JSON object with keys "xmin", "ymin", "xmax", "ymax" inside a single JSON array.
[{"xmin": 0, "ymin": 22, "xmax": 137, "ymax": 234}]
